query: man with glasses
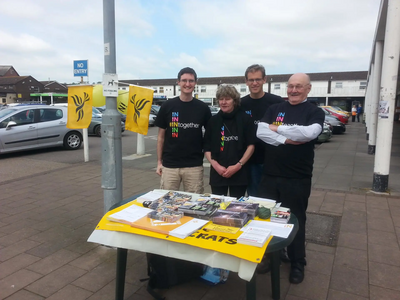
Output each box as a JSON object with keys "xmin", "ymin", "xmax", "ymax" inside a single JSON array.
[
  {"xmin": 257, "ymin": 73, "xmax": 325, "ymax": 284},
  {"xmin": 241, "ymin": 64, "xmax": 283, "ymax": 197},
  {"xmin": 155, "ymin": 67, "xmax": 212, "ymax": 193}
]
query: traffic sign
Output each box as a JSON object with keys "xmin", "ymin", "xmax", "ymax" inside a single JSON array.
[{"xmin": 73, "ymin": 60, "xmax": 89, "ymax": 77}]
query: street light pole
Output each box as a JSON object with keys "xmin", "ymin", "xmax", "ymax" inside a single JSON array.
[{"xmin": 102, "ymin": 0, "xmax": 122, "ymax": 213}]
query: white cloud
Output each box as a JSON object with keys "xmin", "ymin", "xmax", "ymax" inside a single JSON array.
[{"xmin": 0, "ymin": 0, "xmax": 380, "ymax": 83}]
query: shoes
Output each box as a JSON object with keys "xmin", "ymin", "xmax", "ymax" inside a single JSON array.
[{"xmin": 289, "ymin": 263, "xmax": 304, "ymax": 284}]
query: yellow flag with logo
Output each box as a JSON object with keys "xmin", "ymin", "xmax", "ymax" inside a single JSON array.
[
  {"xmin": 117, "ymin": 90, "xmax": 129, "ymax": 115},
  {"xmin": 67, "ymin": 85, "xmax": 93, "ymax": 129},
  {"xmin": 126, "ymin": 86, "xmax": 154, "ymax": 135}
]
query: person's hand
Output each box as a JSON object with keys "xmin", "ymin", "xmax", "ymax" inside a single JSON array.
[
  {"xmin": 269, "ymin": 124, "xmax": 279, "ymax": 132},
  {"xmin": 212, "ymin": 161, "xmax": 227, "ymax": 176},
  {"xmin": 285, "ymin": 139, "xmax": 305, "ymax": 145},
  {"xmin": 222, "ymin": 163, "xmax": 241, "ymax": 178},
  {"xmin": 156, "ymin": 162, "xmax": 163, "ymax": 176}
]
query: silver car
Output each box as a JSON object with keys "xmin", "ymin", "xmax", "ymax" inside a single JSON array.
[
  {"xmin": 88, "ymin": 107, "xmax": 126, "ymax": 137},
  {"xmin": 0, "ymin": 105, "xmax": 82, "ymax": 154}
]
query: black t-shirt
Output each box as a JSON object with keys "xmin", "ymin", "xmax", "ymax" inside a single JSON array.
[
  {"xmin": 261, "ymin": 101, "xmax": 325, "ymax": 178},
  {"xmin": 155, "ymin": 97, "xmax": 212, "ymax": 168},
  {"xmin": 204, "ymin": 110, "xmax": 256, "ymax": 186},
  {"xmin": 241, "ymin": 93, "xmax": 283, "ymax": 164}
]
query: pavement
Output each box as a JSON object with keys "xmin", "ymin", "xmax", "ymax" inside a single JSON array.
[{"xmin": 1, "ymin": 121, "xmax": 400, "ymax": 300}]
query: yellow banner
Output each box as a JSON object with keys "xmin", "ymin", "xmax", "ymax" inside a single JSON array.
[
  {"xmin": 95, "ymin": 201, "xmax": 271, "ymax": 263},
  {"xmin": 125, "ymin": 86, "xmax": 154, "ymax": 135},
  {"xmin": 67, "ymin": 85, "xmax": 93, "ymax": 129}
]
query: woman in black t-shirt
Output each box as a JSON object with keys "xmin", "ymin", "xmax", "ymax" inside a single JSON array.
[{"xmin": 204, "ymin": 85, "xmax": 256, "ymax": 198}]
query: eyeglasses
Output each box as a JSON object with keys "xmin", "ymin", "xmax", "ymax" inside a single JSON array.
[
  {"xmin": 246, "ymin": 78, "xmax": 264, "ymax": 83},
  {"xmin": 180, "ymin": 79, "xmax": 195, "ymax": 84},
  {"xmin": 287, "ymin": 84, "xmax": 309, "ymax": 91}
]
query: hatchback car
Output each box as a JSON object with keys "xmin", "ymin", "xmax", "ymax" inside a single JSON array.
[
  {"xmin": 321, "ymin": 106, "xmax": 349, "ymax": 124},
  {"xmin": 317, "ymin": 122, "xmax": 333, "ymax": 143},
  {"xmin": 0, "ymin": 105, "xmax": 82, "ymax": 154},
  {"xmin": 320, "ymin": 108, "xmax": 346, "ymax": 134}
]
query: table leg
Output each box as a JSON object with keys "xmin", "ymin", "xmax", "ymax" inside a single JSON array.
[
  {"xmin": 246, "ymin": 273, "xmax": 256, "ymax": 300},
  {"xmin": 116, "ymin": 248, "xmax": 127, "ymax": 300},
  {"xmin": 270, "ymin": 250, "xmax": 280, "ymax": 300}
]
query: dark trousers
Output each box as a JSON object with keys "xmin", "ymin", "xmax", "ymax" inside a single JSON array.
[
  {"xmin": 211, "ymin": 185, "xmax": 247, "ymax": 199},
  {"xmin": 357, "ymin": 113, "xmax": 361, "ymax": 122},
  {"xmin": 352, "ymin": 115, "xmax": 356, "ymax": 122},
  {"xmin": 247, "ymin": 163, "xmax": 263, "ymax": 197},
  {"xmin": 258, "ymin": 175, "xmax": 311, "ymax": 265}
]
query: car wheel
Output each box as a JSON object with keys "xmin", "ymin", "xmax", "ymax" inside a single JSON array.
[
  {"xmin": 63, "ymin": 131, "xmax": 82, "ymax": 150},
  {"xmin": 95, "ymin": 125, "xmax": 102, "ymax": 137}
]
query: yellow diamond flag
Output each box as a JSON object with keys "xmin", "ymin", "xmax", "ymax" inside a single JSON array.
[
  {"xmin": 126, "ymin": 86, "xmax": 154, "ymax": 135},
  {"xmin": 67, "ymin": 85, "xmax": 93, "ymax": 129}
]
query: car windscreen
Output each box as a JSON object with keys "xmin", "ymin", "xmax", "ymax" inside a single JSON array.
[{"xmin": 0, "ymin": 108, "xmax": 18, "ymax": 119}]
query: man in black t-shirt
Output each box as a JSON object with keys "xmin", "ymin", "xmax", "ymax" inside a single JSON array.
[
  {"xmin": 155, "ymin": 67, "xmax": 211, "ymax": 193},
  {"xmin": 240, "ymin": 64, "xmax": 283, "ymax": 196},
  {"xmin": 257, "ymin": 73, "xmax": 325, "ymax": 285}
]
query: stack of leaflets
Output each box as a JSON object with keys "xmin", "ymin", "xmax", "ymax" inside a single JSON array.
[
  {"xmin": 225, "ymin": 202, "xmax": 259, "ymax": 219},
  {"xmin": 211, "ymin": 210, "xmax": 250, "ymax": 228},
  {"xmin": 237, "ymin": 226, "xmax": 272, "ymax": 247},
  {"xmin": 270, "ymin": 207, "xmax": 291, "ymax": 224}
]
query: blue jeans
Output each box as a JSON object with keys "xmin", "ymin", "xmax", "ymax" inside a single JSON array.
[{"xmin": 247, "ymin": 163, "xmax": 263, "ymax": 196}]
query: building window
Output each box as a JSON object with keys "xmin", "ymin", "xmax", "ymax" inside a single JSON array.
[
  {"xmin": 335, "ymin": 82, "xmax": 343, "ymax": 88},
  {"xmin": 274, "ymin": 84, "xmax": 280, "ymax": 90},
  {"xmin": 359, "ymin": 82, "xmax": 367, "ymax": 90},
  {"xmin": 153, "ymin": 87, "xmax": 158, "ymax": 93},
  {"xmin": 159, "ymin": 87, "xmax": 164, "ymax": 93},
  {"xmin": 240, "ymin": 85, "xmax": 246, "ymax": 93},
  {"xmin": 201, "ymin": 86, "xmax": 206, "ymax": 93},
  {"xmin": 194, "ymin": 86, "xmax": 199, "ymax": 93}
]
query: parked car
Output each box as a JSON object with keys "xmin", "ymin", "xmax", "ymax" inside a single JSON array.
[
  {"xmin": 89, "ymin": 110, "xmax": 125, "ymax": 137},
  {"xmin": 320, "ymin": 106, "xmax": 349, "ymax": 124},
  {"xmin": 330, "ymin": 106, "xmax": 351, "ymax": 117},
  {"xmin": 96, "ymin": 106, "xmax": 126, "ymax": 123},
  {"xmin": 149, "ymin": 113, "xmax": 157, "ymax": 126},
  {"xmin": 209, "ymin": 106, "xmax": 220, "ymax": 116},
  {"xmin": 320, "ymin": 108, "xmax": 346, "ymax": 134},
  {"xmin": 151, "ymin": 105, "xmax": 160, "ymax": 115},
  {"xmin": 317, "ymin": 122, "xmax": 332, "ymax": 143},
  {"xmin": 0, "ymin": 105, "xmax": 82, "ymax": 154}
]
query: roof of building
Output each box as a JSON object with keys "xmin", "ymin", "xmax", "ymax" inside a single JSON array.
[
  {"xmin": 122, "ymin": 71, "xmax": 368, "ymax": 86},
  {"xmin": 40, "ymin": 81, "xmax": 67, "ymax": 89},
  {"xmin": 0, "ymin": 76, "xmax": 30, "ymax": 85},
  {"xmin": 0, "ymin": 66, "xmax": 19, "ymax": 77}
]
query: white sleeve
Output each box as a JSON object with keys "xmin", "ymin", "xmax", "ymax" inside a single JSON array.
[
  {"xmin": 256, "ymin": 122, "xmax": 287, "ymax": 146},
  {"xmin": 276, "ymin": 123, "xmax": 322, "ymax": 142}
]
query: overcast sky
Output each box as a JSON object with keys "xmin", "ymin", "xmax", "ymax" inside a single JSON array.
[{"xmin": 1, "ymin": 0, "xmax": 380, "ymax": 84}]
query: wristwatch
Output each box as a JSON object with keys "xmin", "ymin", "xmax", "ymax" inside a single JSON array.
[{"xmin": 238, "ymin": 161, "xmax": 243, "ymax": 167}]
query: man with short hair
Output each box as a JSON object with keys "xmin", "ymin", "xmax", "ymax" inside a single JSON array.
[
  {"xmin": 257, "ymin": 73, "xmax": 325, "ymax": 284},
  {"xmin": 240, "ymin": 64, "xmax": 283, "ymax": 196},
  {"xmin": 155, "ymin": 67, "xmax": 211, "ymax": 193}
]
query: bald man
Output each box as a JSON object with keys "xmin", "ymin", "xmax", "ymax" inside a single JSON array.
[{"xmin": 256, "ymin": 73, "xmax": 325, "ymax": 284}]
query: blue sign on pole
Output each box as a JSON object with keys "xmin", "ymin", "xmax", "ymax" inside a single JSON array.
[{"xmin": 73, "ymin": 60, "xmax": 89, "ymax": 77}]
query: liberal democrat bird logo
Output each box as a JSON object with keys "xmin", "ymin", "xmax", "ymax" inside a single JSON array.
[
  {"xmin": 72, "ymin": 92, "xmax": 90, "ymax": 121},
  {"xmin": 130, "ymin": 94, "xmax": 149, "ymax": 124}
]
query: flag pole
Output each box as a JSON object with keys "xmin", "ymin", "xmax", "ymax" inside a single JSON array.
[
  {"xmin": 102, "ymin": 0, "xmax": 122, "ymax": 213},
  {"xmin": 80, "ymin": 77, "xmax": 89, "ymax": 162}
]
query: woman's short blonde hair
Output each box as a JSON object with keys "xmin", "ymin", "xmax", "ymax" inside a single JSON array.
[{"xmin": 216, "ymin": 84, "xmax": 241, "ymax": 108}]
